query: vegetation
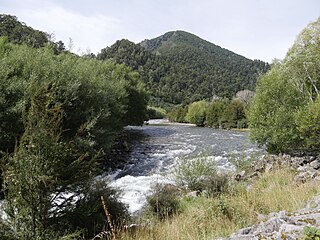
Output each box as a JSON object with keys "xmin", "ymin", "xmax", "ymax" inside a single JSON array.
[
  {"xmin": 304, "ymin": 226, "xmax": 320, "ymax": 240},
  {"xmin": 98, "ymin": 31, "xmax": 269, "ymax": 106},
  {"xmin": 248, "ymin": 17, "xmax": 320, "ymax": 154},
  {"xmin": 146, "ymin": 106, "xmax": 167, "ymax": 119},
  {"xmin": 0, "ymin": 14, "xmax": 66, "ymax": 53},
  {"xmin": 168, "ymin": 99, "xmax": 248, "ymax": 128},
  {"xmin": 120, "ymin": 165, "xmax": 320, "ymax": 239},
  {"xmin": 1, "ymin": 12, "xmax": 320, "ymax": 240},
  {"xmin": 0, "ymin": 25, "xmax": 147, "ymax": 238},
  {"xmin": 147, "ymin": 184, "xmax": 181, "ymax": 220}
]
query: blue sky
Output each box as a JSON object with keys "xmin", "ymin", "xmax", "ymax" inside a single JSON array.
[{"xmin": 1, "ymin": 0, "xmax": 319, "ymax": 62}]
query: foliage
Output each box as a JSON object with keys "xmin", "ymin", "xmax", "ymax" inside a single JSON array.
[
  {"xmin": 170, "ymin": 99, "xmax": 247, "ymax": 129},
  {"xmin": 0, "ymin": 37, "xmax": 147, "ymax": 238},
  {"xmin": 54, "ymin": 180, "xmax": 129, "ymax": 238},
  {"xmin": 147, "ymin": 184, "xmax": 181, "ymax": 220},
  {"xmin": 147, "ymin": 106, "xmax": 167, "ymax": 119},
  {"xmin": 248, "ymin": 17, "xmax": 320, "ymax": 154},
  {"xmin": 220, "ymin": 100, "xmax": 247, "ymax": 129},
  {"xmin": 167, "ymin": 105, "xmax": 188, "ymax": 123},
  {"xmin": 185, "ymin": 100, "xmax": 208, "ymax": 126},
  {"xmin": 98, "ymin": 31, "xmax": 269, "ymax": 106},
  {"xmin": 206, "ymin": 101, "xmax": 226, "ymax": 128},
  {"xmin": 304, "ymin": 226, "xmax": 320, "ymax": 240},
  {"xmin": 295, "ymin": 97, "xmax": 320, "ymax": 151},
  {"xmin": 174, "ymin": 156, "xmax": 218, "ymax": 191},
  {"xmin": 122, "ymin": 165, "xmax": 320, "ymax": 240},
  {"xmin": 2, "ymin": 81, "xmax": 95, "ymax": 239}
]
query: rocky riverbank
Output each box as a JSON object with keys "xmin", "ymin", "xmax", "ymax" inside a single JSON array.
[{"xmin": 225, "ymin": 154, "xmax": 320, "ymax": 239}]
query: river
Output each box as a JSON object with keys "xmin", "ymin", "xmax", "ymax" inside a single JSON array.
[{"xmin": 107, "ymin": 119, "xmax": 262, "ymax": 214}]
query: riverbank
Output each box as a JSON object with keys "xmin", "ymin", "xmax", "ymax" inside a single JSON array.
[{"xmin": 117, "ymin": 154, "xmax": 320, "ymax": 239}]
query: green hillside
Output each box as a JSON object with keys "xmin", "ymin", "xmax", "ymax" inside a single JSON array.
[{"xmin": 99, "ymin": 31, "xmax": 269, "ymax": 106}]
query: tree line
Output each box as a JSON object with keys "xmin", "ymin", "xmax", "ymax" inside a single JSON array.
[{"xmin": 168, "ymin": 98, "xmax": 248, "ymax": 129}]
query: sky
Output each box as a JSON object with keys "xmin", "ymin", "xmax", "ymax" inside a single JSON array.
[{"xmin": 1, "ymin": 0, "xmax": 319, "ymax": 62}]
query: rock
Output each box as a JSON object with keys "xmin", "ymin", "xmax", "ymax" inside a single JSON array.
[
  {"xmin": 294, "ymin": 166, "xmax": 318, "ymax": 183},
  {"xmin": 310, "ymin": 159, "xmax": 320, "ymax": 170},
  {"xmin": 186, "ymin": 191, "xmax": 198, "ymax": 198},
  {"xmin": 265, "ymin": 163, "xmax": 273, "ymax": 173},
  {"xmin": 234, "ymin": 170, "xmax": 246, "ymax": 181},
  {"xmin": 226, "ymin": 197, "xmax": 320, "ymax": 240},
  {"xmin": 306, "ymin": 196, "xmax": 320, "ymax": 209}
]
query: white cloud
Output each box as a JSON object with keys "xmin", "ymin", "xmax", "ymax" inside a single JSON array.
[
  {"xmin": 4, "ymin": 4, "xmax": 123, "ymax": 53},
  {"xmin": 2, "ymin": 0, "xmax": 320, "ymax": 61}
]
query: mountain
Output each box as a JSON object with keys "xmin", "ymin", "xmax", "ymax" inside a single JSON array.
[
  {"xmin": 0, "ymin": 14, "xmax": 67, "ymax": 53},
  {"xmin": 99, "ymin": 31, "xmax": 269, "ymax": 106}
]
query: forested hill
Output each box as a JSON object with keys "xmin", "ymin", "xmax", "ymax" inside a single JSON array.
[{"xmin": 98, "ymin": 31, "xmax": 270, "ymax": 106}]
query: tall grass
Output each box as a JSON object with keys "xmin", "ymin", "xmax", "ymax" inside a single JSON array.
[{"xmin": 119, "ymin": 167, "xmax": 320, "ymax": 239}]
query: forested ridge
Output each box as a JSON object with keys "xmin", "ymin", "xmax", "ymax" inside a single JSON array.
[{"xmin": 98, "ymin": 30, "xmax": 270, "ymax": 106}]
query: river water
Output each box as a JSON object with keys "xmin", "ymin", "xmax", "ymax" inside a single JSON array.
[{"xmin": 108, "ymin": 119, "xmax": 262, "ymax": 214}]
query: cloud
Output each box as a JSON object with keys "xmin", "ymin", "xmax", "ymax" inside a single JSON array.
[
  {"xmin": 2, "ymin": 0, "xmax": 320, "ymax": 61},
  {"xmin": 3, "ymin": 3, "xmax": 123, "ymax": 53}
]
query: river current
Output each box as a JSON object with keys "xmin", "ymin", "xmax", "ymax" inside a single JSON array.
[{"xmin": 107, "ymin": 119, "xmax": 262, "ymax": 214}]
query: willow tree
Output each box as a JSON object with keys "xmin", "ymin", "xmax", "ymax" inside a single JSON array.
[{"xmin": 248, "ymin": 17, "xmax": 320, "ymax": 154}]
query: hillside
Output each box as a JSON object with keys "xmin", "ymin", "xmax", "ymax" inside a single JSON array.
[{"xmin": 99, "ymin": 31, "xmax": 269, "ymax": 106}]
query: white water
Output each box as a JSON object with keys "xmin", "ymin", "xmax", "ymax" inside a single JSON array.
[{"xmin": 107, "ymin": 119, "xmax": 262, "ymax": 214}]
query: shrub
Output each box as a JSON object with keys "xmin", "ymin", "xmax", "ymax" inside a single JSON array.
[
  {"xmin": 206, "ymin": 101, "xmax": 226, "ymax": 128},
  {"xmin": 185, "ymin": 101, "xmax": 208, "ymax": 126},
  {"xmin": 147, "ymin": 106, "xmax": 167, "ymax": 119},
  {"xmin": 304, "ymin": 226, "xmax": 320, "ymax": 240},
  {"xmin": 204, "ymin": 174, "xmax": 229, "ymax": 197},
  {"xmin": 147, "ymin": 184, "xmax": 181, "ymax": 219},
  {"xmin": 167, "ymin": 105, "xmax": 188, "ymax": 123}
]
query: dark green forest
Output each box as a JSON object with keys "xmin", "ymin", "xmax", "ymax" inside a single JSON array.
[{"xmin": 98, "ymin": 31, "xmax": 269, "ymax": 106}]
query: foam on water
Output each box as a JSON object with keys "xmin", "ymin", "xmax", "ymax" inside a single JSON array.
[
  {"xmin": 106, "ymin": 121, "xmax": 263, "ymax": 214},
  {"xmin": 110, "ymin": 174, "xmax": 172, "ymax": 214}
]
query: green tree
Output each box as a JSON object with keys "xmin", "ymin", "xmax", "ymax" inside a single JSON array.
[
  {"xmin": 206, "ymin": 101, "xmax": 226, "ymax": 128},
  {"xmin": 3, "ymin": 82, "xmax": 96, "ymax": 239},
  {"xmin": 185, "ymin": 100, "xmax": 208, "ymax": 126}
]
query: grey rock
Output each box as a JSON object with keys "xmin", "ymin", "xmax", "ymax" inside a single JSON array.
[
  {"xmin": 310, "ymin": 159, "xmax": 320, "ymax": 170},
  {"xmin": 226, "ymin": 196, "xmax": 320, "ymax": 240},
  {"xmin": 186, "ymin": 191, "xmax": 198, "ymax": 198}
]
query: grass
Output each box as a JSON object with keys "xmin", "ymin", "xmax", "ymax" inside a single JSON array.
[{"xmin": 118, "ymin": 166, "xmax": 320, "ymax": 240}]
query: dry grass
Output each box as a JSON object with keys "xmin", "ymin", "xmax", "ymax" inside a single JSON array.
[{"xmin": 118, "ymin": 167, "xmax": 320, "ymax": 240}]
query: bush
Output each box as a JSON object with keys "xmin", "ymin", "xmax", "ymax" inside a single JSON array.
[
  {"xmin": 206, "ymin": 101, "xmax": 226, "ymax": 128},
  {"xmin": 167, "ymin": 105, "xmax": 188, "ymax": 123},
  {"xmin": 147, "ymin": 184, "xmax": 181, "ymax": 219},
  {"xmin": 147, "ymin": 106, "xmax": 167, "ymax": 119},
  {"xmin": 304, "ymin": 226, "xmax": 320, "ymax": 240},
  {"xmin": 248, "ymin": 17, "xmax": 320, "ymax": 154},
  {"xmin": 175, "ymin": 156, "xmax": 215, "ymax": 191},
  {"xmin": 55, "ymin": 180, "xmax": 129, "ymax": 238},
  {"xmin": 204, "ymin": 174, "xmax": 229, "ymax": 197},
  {"xmin": 185, "ymin": 100, "xmax": 208, "ymax": 126}
]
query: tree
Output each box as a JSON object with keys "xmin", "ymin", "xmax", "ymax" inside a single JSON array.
[
  {"xmin": 206, "ymin": 101, "xmax": 226, "ymax": 128},
  {"xmin": 248, "ymin": 17, "xmax": 320, "ymax": 154},
  {"xmin": 185, "ymin": 100, "xmax": 208, "ymax": 126},
  {"xmin": 3, "ymin": 82, "xmax": 96, "ymax": 239}
]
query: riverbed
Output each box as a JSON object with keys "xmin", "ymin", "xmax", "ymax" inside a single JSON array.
[{"xmin": 107, "ymin": 119, "xmax": 262, "ymax": 214}]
